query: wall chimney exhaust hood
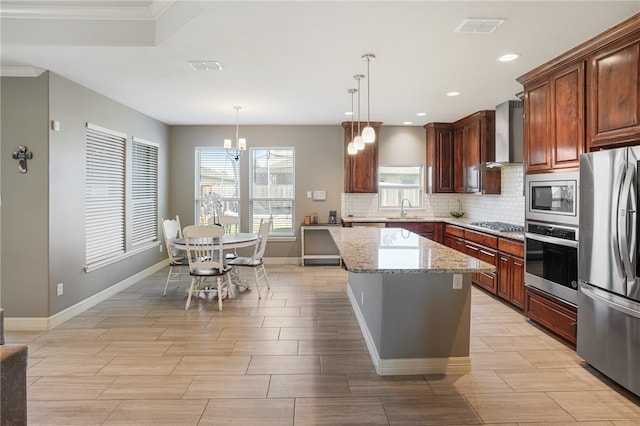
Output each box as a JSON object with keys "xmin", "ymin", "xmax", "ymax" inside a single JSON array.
[{"xmin": 477, "ymin": 100, "xmax": 523, "ymax": 169}]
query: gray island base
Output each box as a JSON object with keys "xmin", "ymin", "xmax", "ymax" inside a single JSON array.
[{"xmin": 329, "ymin": 227, "xmax": 495, "ymax": 376}]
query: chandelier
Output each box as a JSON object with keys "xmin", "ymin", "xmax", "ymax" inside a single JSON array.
[{"xmin": 224, "ymin": 105, "xmax": 247, "ymax": 161}]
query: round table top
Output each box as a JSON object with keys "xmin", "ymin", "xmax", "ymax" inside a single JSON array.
[{"xmin": 174, "ymin": 232, "xmax": 257, "ymax": 249}]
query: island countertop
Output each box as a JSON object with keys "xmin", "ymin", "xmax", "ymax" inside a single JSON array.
[{"xmin": 328, "ymin": 227, "xmax": 495, "ymax": 274}]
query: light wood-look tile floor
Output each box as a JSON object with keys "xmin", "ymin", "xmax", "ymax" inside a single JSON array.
[{"xmin": 7, "ymin": 265, "xmax": 640, "ymax": 425}]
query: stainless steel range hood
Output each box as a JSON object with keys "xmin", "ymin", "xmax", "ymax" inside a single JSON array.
[{"xmin": 478, "ymin": 100, "xmax": 523, "ymax": 169}]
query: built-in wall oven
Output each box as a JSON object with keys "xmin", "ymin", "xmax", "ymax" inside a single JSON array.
[
  {"xmin": 524, "ymin": 222, "xmax": 578, "ymax": 305},
  {"xmin": 524, "ymin": 171, "xmax": 580, "ymax": 305}
]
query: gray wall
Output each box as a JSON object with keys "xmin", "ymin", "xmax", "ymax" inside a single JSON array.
[
  {"xmin": 1, "ymin": 73, "xmax": 50, "ymax": 317},
  {"xmin": 1, "ymin": 72, "xmax": 170, "ymax": 318},
  {"xmin": 169, "ymin": 125, "xmax": 344, "ymax": 258}
]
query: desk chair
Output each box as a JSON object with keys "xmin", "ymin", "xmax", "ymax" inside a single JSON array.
[
  {"xmin": 161, "ymin": 216, "xmax": 188, "ymax": 296},
  {"xmin": 228, "ymin": 219, "xmax": 271, "ymax": 299},
  {"xmin": 182, "ymin": 225, "xmax": 233, "ymax": 311}
]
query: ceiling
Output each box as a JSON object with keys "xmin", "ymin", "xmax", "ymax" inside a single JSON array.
[{"xmin": 1, "ymin": 1, "xmax": 639, "ymax": 126}]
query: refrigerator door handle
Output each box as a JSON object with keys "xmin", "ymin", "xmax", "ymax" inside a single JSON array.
[
  {"xmin": 618, "ymin": 165, "xmax": 637, "ymax": 285},
  {"xmin": 580, "ymin": 282, "xmax": 640, "ymax": 319}
]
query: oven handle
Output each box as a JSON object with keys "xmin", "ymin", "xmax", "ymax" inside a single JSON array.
[{"xmin": 525, "ymin": 232, "xmax": 578, "ymax": 248}]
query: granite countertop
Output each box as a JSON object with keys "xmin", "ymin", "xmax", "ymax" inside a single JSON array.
[
  {"xmin": 328, "ymin": 227, "xmax": 496, "ymax": 274},
  {"xmin": 341, "ymin": 216, "xmax": 524, "ymax": 242}
]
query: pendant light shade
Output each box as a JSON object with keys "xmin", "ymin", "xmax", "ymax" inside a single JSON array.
[
  {"xmin": 347, "ymin": 142, "xmax": 358, "ymax": 155},
  {"xmin": 225, "ymin": 106, "xmax": 246, "ymax": 161},
  {"xmin": 362, "ymin": 54, "xmax": 376, "ymax": 144}
]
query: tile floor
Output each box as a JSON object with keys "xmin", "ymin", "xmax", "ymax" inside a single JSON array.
[{"xmin": 6, "ymin": 264, "xmax": 640, "ymax": 425}]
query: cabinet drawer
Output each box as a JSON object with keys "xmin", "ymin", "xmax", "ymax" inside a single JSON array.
[
  {"xmin": 498, "ymin": 238, "xmax": 524, "ymax": 257},
  {"xmin": 477, "ymin": 246, "xmax": 498, "ymax": 266},
  {"xmin": 525, "ymin": 287, "xmax": 577, "ymax": 345},
  {"xmin": 445, "ymin": 224, "xmax": 465, "ymax": 238},
  {"xmin": 464, "ymin": 229, "xmax": 498, "ymax": 248},
  {"xmin": 476, "ymin": 271, "xmax": 497, "ymax": 293}
]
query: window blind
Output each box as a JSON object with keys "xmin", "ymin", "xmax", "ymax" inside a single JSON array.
[
  {"xmin": 85, "ymin": 123, "xmax": 126, "ymax": 267},
  {"xmin": 131, "ymin": 137, "xmax": 158, "ymax": 246},
  {"xmin": 195, "ymin": 149, "xmax": 241, "ymax": 225},
  {"xmin": 249, "ymin": 148, "xmax": 295, "ymax": 235}
]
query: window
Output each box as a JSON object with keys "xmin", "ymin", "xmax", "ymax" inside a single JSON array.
[
  {"xmin": 195, "ymin": 149, "xmax": 241, "ymax": 225},
  {"xmin": 250, "ymin": 148, "xmax": 295, "ymax": 236},
  {"xmin": 378, "ymin": 165, "xmax": 424, "ymax": 209},
  {"xmin": 131, "ymin": 137, "xmax": 158, "ymax": 246},
  {"xmin": 85, "ymin": 123, "xmax": 126, "ymax": 268}
]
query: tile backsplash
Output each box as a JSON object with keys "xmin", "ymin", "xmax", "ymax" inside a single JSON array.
[{"xmin": 342, "ymin": 165, "xmax": 525, "ymax": 225}]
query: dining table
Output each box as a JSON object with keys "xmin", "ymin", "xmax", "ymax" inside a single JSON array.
[{"xmin": 172, "ymin": 232, "xmax": 258, "ymax": 251}]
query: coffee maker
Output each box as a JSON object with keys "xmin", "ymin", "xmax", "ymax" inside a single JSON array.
[{"xmin": 328, "ymin": 210, "xmax": 337, "ymax": 224}]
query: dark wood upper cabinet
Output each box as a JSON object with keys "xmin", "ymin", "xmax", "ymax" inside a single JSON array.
[
  {"xmin": 518, "ymin": 13, "xmax": 640, "ymax": 170},
  {"xmin": 453, "ymin": 111, "xmax": 500, "ymax": 194},
  {"xmin": 453, "ymin": 125, "xmax": 465, "ymax": 193},
  {"xmin": 587, "ymin": 33, "xmax": 640, "ymax": 150},
  {"xmin": 521, "ymin": 62, "xmax": 584, "ymax": 173},
  {"xmin": 424, "ymin": 123, "xmax": 454, "ymax": 193},
  {"xmin": 342, "ymin": 121, "xmax": 382, "ymax": 193}
]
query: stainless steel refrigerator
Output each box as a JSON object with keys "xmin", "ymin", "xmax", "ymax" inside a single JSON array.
[{"xmin": 579, "ymin": 146, "xmax": 640, "ymax": 397}]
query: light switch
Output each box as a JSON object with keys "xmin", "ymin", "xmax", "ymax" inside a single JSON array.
[
  {"xmin": 307, "ymin": 191, "xmax": 312, "ymax": 198},
  {"xmin": 51, "ymin": 120, "xmax": 61, "ymax": 131}
]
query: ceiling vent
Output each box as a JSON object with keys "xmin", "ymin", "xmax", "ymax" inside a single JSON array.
[
  {"xmin": 455, "ymin": 18, "xmax": 505, "ymax": 33},
  {"xmin": 187, "ymin": 61, "xmax": 223, "ymax": 71}
]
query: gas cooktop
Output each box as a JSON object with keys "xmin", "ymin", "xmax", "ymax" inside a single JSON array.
[{"xmin": 469, "ymin": 221, "xmax": 525, "ymax": 232}]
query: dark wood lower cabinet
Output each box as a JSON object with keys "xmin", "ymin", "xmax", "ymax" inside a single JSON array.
[
  {"xmin": 385, "ymin": 222, "xmax": 444, "ymax": 244},
  {"xmin": 445, "ymin": 225, "xmax": 524, "ymax": 308},
  {"xmin": 524, "ymin": 286, "xmax": 577, "ymax": 345}
]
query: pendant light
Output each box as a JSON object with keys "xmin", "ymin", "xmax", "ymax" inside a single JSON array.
[
  {"xmin": 361, "ymin": 54, "xmax": 376, "ymax": 144},
  {"xmin": 347, "ymin": 88, "xmax": 358, "ymax": 155},
  {"xmin": 353, "ymin": 74, "xmax": 365, "ymax": 151},
  {"xmin": 223, "ymin": 105, "xmax": 246, "ymax": 161}
]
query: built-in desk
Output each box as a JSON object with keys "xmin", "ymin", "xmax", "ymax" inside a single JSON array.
[
  {"xmin": 300, "ymin": 223, "xmax": 341, "ymax": 266},
  {"xmin": 328, "ymin": 227, "xmax": 494, "ymax": 376}
]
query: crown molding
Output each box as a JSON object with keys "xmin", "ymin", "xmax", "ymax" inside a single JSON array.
[
  {"xmin": 0, "ymin": 1, "xmax": 176, "ymax": 21},
  {"xmin": 0, "ymin": 66, "xmax": 46, "ymax": 77}
]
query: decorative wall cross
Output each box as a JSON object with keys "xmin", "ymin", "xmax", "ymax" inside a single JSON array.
[{"xmin": 12, "ymin": 146, "xmax": 33, "ymax": 174}]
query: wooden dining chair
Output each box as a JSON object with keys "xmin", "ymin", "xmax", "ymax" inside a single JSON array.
[
  {"xmin": 228, "ymin": 219, "xmax": 272, "ymax": 299},
  {"xmin": 161, "ymin": 216, "xmax": 189, "ymax": 296},
  {"xmin": 182, "ymin": 225, "xmax": 233, "ymax": 311}
]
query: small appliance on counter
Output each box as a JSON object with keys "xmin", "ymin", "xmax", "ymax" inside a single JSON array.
[{"xmin": 329, "ymin": 210, "xmax": 337, "ymax": 224}]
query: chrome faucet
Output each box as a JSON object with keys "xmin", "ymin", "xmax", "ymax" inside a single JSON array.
[{"xmin": 401, "ymin": 198, "xmax": 412, "ymax": 217}]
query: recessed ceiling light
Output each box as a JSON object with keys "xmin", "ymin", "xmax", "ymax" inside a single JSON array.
[
  {"xmin": 498, "ymin": 53, "xmax": 520, "ymax": 62},
  {"xmin": 416, "ymin": 112, "xmax": 427, "ymax": 116},
  {"xmin": 188, "ymin": 61, "xmax": 223, "ymax": 71},
  {"xmin": 403, "ymin": 121, "xmax": 413, "ymax": 125},
  {"xmin": 446, "ymin": 91, "xmax": 461, "ymax": 97},
  {"xmin": 344, "ymin": 111, "xmax": 354, "ymax": 116}
]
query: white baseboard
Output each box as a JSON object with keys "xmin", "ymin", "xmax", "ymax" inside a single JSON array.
[
  {"xmin": 264, "ymin": 257, "xmax": 300, "ymax": 265},
  {"xmin": 5, "ymin": 260, "xmax": 168, "ymax": 331},
  {"xmin": 347, "ymin": 285, "xmax": 470, "ymax": 376}
]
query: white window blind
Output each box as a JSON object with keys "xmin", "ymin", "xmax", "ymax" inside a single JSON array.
[
  {"xmin": 249, "ymin": 148, "xmax": 295, "ymax": 236},
  {"xmin": 131, "ymin": 137, "xmax": 158, "ymax": 246},
  {"xmin": 85, "ymin": 123, "xmax": 126, "ymax": 268},
  {"xmin": 195, "ymin": 149, "xmax": 241, "ymax": 225}
]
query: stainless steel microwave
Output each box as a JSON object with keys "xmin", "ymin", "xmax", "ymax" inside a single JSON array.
[{"xmin": 525, "ymin": 171, "xmax": 579, "ymax": 226}]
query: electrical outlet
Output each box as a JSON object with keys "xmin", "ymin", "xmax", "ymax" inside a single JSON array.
[
  {"xmin": 159, "ymin": 244, "xmax": 163, "ymax": 252},
  {"xmin": 452, "ymin": 274, "xmax": 463, "ymax": 290},
  {"xmin": 57, "ymin": 283, "xmax": 64, "ymax": 296},
  {"xmin": 361, "ymin": 291, "xmax": 364, "ymax": 305}
]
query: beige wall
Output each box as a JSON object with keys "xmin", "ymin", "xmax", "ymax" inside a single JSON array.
[{"xmin": 169, "ymin": 125, "xmax": 344, "ymax": 258}]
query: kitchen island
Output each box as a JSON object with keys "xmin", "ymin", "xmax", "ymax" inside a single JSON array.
[{"xmin": 328, "ymin": 226, "xmax": 495, "ymax": 375}]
